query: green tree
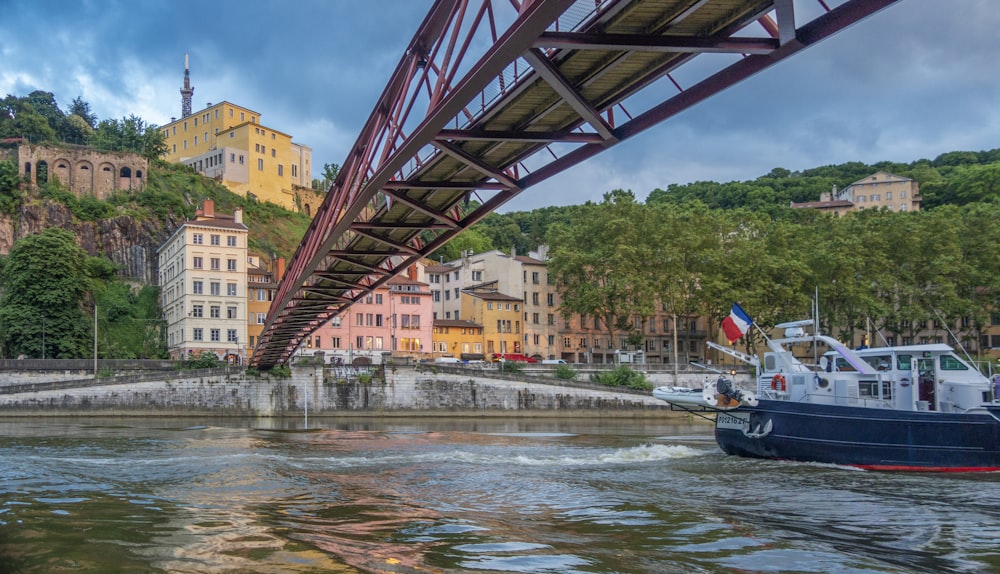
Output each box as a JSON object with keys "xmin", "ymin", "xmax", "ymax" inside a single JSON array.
[
  {"xmin": 0, "ymin": 228, "xmax": 92, "ymax": 358},
  {"xmin": 92, "ymin": 115, "xmax": 167, "ymax": 161},
  {"xmin": 547, "ymin": 190, "xmax": 656, "ymax": 358},
  {"xmin": 0, "ymin": 159, "xmax": 22, "ymax": 214},
  {"xmin": 68, "ymin": 96, "xmax": 97, "ymax": 128}
]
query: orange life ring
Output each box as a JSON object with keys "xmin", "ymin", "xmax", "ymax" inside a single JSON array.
[{"xmin": 771, "ymin": 374, "xmax": 787, "ymax": 392}]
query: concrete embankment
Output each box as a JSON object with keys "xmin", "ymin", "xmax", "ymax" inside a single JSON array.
[{"xmin": 0, "ymin": 364, "xmax": 705, "ymax": 418}]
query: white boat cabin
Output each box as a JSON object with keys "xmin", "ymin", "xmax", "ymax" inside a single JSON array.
[{"xmin": 758, "ymin": 331, "xmax": 993, "ymax": 414}]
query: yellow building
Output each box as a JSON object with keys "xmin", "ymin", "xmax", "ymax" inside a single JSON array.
[
  {"xmin": 159, "ymin": 57, "xmax": 312, "ymax": 211},
  {"xmin": 432, "ymin": 319, "xmax": 485, "ymax": 359},
  {"xmin": 157, "ymin": 199, "xmax": 248, "ymax": 362},
  {"xmin": 246, "ymin": 255, "xmax": 285, "ymax": 355},
  {"xmin": 460, "ymin": 289, "xmax": 522, "ymax": 359}
]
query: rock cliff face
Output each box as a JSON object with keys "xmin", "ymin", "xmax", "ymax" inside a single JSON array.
[{"xmin": 0, "ymin": 201, "xmax": 182, "ymax": 284}]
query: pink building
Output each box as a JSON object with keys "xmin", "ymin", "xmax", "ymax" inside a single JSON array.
[{"xmin": 302, "ymin": 265, "xmax": 434, "ymax": 364}]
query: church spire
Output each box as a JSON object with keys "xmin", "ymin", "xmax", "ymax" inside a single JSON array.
[{"xmin": 180, "ymin": 52, "xmax": 194, "ymax": 118}]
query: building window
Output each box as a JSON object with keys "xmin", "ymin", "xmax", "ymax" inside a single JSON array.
[
  {"xmin": 210, "ymin": 305, "xmax": 220, "ymax": 319},
  {"xmin": 227, "ymin": 284, "xmax": 237, "ymax": 296},
  {"xmin": 227, "ymin": 259, "xmax": 237, "ymax": 271},
  {"xmin": 532, "ymin": 272, "xmax": 540, "ymax": 284},
  {"xmin": 239, "ymin": 155, "xmax": 244, "ymax": 164},
  {"xmin": 211, "ymin": 234, "xmax": 220, "ymax": 246},
  {"xmin": 227, "ymin": 236, "xmax": 237, "ymax": 247},
  {"xmin": 278, "ymin": 164, "xmax": 283, "ymax": 176},
  {"xmin": 210, "ymin": 329, "xmax": 220, "ymax": 342},
  {"xmin": 193, "ymin": 256, "xmax": 203, "ymax": 269},
  {"xmin": 227, "ymin": 306, "xmax": 237, "ymax": 319},
  {"xmin": 192, "ymin": 304, "xmax": 203, "ymax": 318},
  {"xmin": 227, "ymin": 329, "xmax": 238, "ymax": 343},
  {"xmin": 292, "ymin": 164, "xmax": 298, "ymax": 177},
  {"xmin": 256, "ymin": 312, "xmax": 266, "ymax": 324},
  {"xmin": 258, "ymin": 158, "xmax": 264, "ymax": 171},
  {"xmin": 211, "ymin": 258, "xmax": 220, "ymax": 270},
  {"xmin": 230, "ymin": 153, "xmax": 235, "ymax": 163},
  {"xmin": 210, "ymin": 282, "xmax": 220, "ymax": 296},
  {"xmin": 193, "ymin": 328, "xmax": 203, "ymax": 341},
  {"xmin": 193, "ymin": 233, "xmax": 203, "ymax": 244},
  {"xmin": 272, "ymin": 149, "xmax": 276, "ymax": 158},
  {"xmin": 193, "ymin": 280, "xmax": 203, "ymax": 294}
]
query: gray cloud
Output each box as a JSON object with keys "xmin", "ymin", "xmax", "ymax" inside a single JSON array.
[{"xmin": 2, "ymin": 0, "xmax": 995, "ymax": 213}]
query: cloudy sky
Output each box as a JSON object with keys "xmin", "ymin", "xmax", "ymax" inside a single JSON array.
[{"xmin": 2, "ymin": 0, "xmax": 997, "ymax": 212}]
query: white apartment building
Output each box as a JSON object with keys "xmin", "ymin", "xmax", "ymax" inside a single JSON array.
[{"xmin": 157, "ymin": 199, "xmax": 248, "ymax": 362}]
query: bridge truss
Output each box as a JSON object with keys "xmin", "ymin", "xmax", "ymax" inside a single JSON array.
[{"xmin": 250, "ymin": 0, "xmax": 899, "ymax": 368}]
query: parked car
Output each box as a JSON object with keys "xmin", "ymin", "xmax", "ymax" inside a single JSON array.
[
  {"xmin": 541, "ymin": 359, "xmax": 568, "ymax": 365},
  {"xmin": 491, "ymin": 353, "xmax": 537, "ymax": 363}
]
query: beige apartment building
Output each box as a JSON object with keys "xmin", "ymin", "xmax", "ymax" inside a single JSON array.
[
  {"xmin": 791, "ymin": 171, "xmax": 921, "ymax": 214},
  {"xmin": 429, "ymin": 247, "xmax": 561, "ymax": 360},
  {"xmin": 157, "ymin": 199, "xmax": 248, "ymax": 362}
]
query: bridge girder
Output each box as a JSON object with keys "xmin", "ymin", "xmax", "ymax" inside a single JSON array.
[{"xmin": 251, "ymin": 0, "xmax": 900, "ymax": 368}]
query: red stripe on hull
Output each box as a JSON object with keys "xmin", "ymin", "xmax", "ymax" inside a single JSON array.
[{"xmin": 854, "ymin": 464, "xmax": 1000, "ymax": 473}]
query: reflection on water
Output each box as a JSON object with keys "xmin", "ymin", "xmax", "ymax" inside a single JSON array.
[{"xmin": 0, "ymin": 418, "xmax": 997, "ymax": 573}]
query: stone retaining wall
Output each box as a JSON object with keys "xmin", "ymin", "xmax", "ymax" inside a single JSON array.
[{"xmin": 0, "ymin": 366, "xmax": 685, "ymax": 417}]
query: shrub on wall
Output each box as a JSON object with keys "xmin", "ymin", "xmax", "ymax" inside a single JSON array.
[
  {"xmin": 554, "ymin": 364, "xmax": 577, "ymax": 380},
  {"xmin": 589, "ymin": 366, "xmax": 652, "ymax": 391}
]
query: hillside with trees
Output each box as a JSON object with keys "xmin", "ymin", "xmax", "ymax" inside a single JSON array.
[{"xmin": 2, "ymin": 88, "xmax": 1000, "ymax": 360}]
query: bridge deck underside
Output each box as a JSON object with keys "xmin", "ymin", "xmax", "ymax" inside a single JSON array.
[{"xmin": 251, "ymin": 0, "xmax": 890, "ymax": 368}]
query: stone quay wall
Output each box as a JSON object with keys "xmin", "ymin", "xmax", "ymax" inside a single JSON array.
[{"xmin": 0, "ymin": 365, "xmax": 694, "ymax": 418}]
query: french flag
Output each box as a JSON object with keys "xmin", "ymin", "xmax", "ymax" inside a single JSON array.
[{"xmin": 721, "ymin": 303, "xmax": 752, "ymax": 343}]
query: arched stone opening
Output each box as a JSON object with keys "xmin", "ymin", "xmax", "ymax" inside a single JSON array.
[
  {"xmin": 75, "ymin": 161, "xmax": 94, "ymax": 195},
  {"xmin": 53, "ymin": 160, "xmax": 71, "ymax": 187}
]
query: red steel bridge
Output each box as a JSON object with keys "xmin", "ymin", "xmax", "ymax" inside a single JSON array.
[{"xmin": 250, "ymin": 0, "xmax": 899, "ymax": 369}]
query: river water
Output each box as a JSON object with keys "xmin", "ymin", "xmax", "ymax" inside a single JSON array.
[{"xmin": 0, "ymin": 417, "xmax": 997, "ymax": 574}]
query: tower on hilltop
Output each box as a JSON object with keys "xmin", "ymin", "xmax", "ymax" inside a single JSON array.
[{"xmin": 180, "ymin": 52, "xmax": 194, "ymax": 118}]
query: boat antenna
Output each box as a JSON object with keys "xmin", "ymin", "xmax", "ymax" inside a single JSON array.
[
  {"xmin": 812, "ymin": 287, "xmax": 819, "ymax": 367},
  {"xmin": 867, "ymin": 316, "xmax": 890, "ymax": 347},
  {"xmin": 931, "ymin": 306, "xmax": 976, "ymax": 365}
]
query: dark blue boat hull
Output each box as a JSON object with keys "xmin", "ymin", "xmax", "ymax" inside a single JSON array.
[{"xmin": 715, "ymin": 400, "xmax": 1000, "ymax": 471}]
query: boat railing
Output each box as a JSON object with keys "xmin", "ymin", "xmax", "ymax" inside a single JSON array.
[{"xmin": 759, "ymin": 387, "xmax": 893, "ymax": 409}]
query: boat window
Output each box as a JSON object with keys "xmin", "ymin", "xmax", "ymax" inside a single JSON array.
[
  {"xmin": 834, "ymin": 358, "xmax": 855, "ymax": 371},
  {"xmin": 896, "ymin": 354, "xmax": 912, "ymax": 371},
  {"xmin": 862, "ymin": 355, "xmax": 892, "ymax": 371},
  {"xmin": 939, "ymin": 355, "xmax": 969, "ymax": 371}
]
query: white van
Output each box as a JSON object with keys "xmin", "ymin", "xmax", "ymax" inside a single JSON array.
[
  {"xmin": 541, "ymin": 359, "xmax": 568, "ymax": 365},
  {"xmin": 433, "ymin": 357, "xmax": 461, "ymax": 364}
]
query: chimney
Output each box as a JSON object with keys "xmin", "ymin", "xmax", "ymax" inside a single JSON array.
[
  {"xmin": 275, "ymin": 257, "xmax": 287, "ymax": 280},
  {"xmin": 407, "ymin": 264, "xmax": 417, "ymax": 281},
  {"xmin": 203, "ymin": 199, "xmax": 214, "ymax": 217},
  {"xmin": 234, "ymin": 207, "xmax": 243, "ymax": 225}
]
